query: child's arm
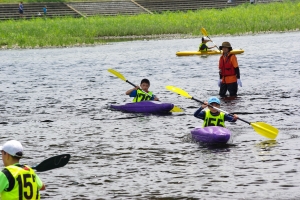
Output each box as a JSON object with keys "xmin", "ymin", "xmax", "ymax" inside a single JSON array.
[
  {"xmin": 153, "ymin": 95, "xmax": 159, "ymax": 101},
  {"xmin": 208, "ymin": 45, "xmax": 217, "ymax": 49},
  {"xmin": 125, "ymin": 86, "xmax": 139, "ymax": 95},
  {"xmin": 224, "ymin": 114, "xmax": 238, "ymax": 122},
  {"xmin": 194, "ymin": 102, "xmax": 207, "ymax": 120}
]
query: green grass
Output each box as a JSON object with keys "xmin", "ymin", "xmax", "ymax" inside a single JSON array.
[{"xmin": 0, "ymin": 1, "xmax": 299, "ymax": 48}]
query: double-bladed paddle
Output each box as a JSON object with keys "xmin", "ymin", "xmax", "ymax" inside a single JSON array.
[
  {"xmin": 107, "ymin": 69, "xmax": 183, "ymax": 112},
  {"xmin": 165, "ymin": 85, "xmax": 279, "ymax": 139},
  {"xmin": 32, "ymin": 154, "xmax": 71, "ymax": 172},
  {"xmin": 201, "ymin": 27, "xmax": 221, "ymax": 51}
]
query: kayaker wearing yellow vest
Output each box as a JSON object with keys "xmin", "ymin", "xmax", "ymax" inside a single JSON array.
[
  {"xmin": 218, "ymin": 41, "xmax": 242, "ymax": 97},
  {"xmin": 199, "ymin": 37, "xmax": 217, "ymax": 51},
  {"xmin": 194, "ymin": 96, "xmax": 238, "ymax": 127},
  {"xmin": 0, "ymin": 140, "xmax": 45, "ymax": 200},
  {"xmin": 125, "ymin": 78, "xmax": 159, "ymax": 102}
]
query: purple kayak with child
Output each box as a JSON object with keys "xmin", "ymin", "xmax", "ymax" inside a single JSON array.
[
  {"xmin": 111, "ymin": 101, "xmax": 174, "ymax": 114},
  {"xmin": 191, "ymin": 126, "xmax": 232, "ymax": 144}
]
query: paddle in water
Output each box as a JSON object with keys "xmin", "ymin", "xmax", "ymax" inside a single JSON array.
[
  {"xmin": 107, "ymin": 69, "xmax": 183, "ymax": 112},
  {"xmin": 165, "ymin": 85, "xmax": 279, "ymax": 139},
  {"xmin": 201, "ymin": 27, "xmax": 221, "ymax": 51},
  {"xmin": 32, "ymin": 154, "xmax": 71, "ymax": 172}
]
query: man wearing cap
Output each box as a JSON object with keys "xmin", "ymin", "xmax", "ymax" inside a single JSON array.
[
  {"xmin": 194, "ymin": 96, "xmax": 238, "ymax": 127},
  {"xmin": 218, "ymin": 41, "xmax": 242, "ymax": 97},
  {"xmin": 0, "ymin": 140, "xmax": 45, "ymax": 200},
  {"xmin": 199, "ymin": 37, "xmax": 217, "ymax": 51}
]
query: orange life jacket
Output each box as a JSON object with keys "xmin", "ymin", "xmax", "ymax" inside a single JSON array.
[{"xmin": 219, "ymin": 54, "xmax": 235, "ymax": 76}]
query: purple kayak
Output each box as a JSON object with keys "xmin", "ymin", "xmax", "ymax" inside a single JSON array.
[
  {"xmin": 191, "ymin": 126, "xmax": 232, "ymax": 144},
  {"xmin": 110, "ymin": 101, "xmax": 174, "ymax": 114}
]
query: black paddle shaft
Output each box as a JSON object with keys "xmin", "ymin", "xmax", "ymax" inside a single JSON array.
[
  {"xmin": 32, "ymin": 154, "xmax": 71, "ymax": 172},
  {"xmin": 126, "ymin": 80, "xmax": 136, "ymax": 88},
  {"xmin": 191, "ymin": 97, "xmax": 251, "ymax": 125}
]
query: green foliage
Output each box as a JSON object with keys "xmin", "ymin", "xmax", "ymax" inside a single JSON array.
[{"xmin": 0, "ymin": 1, "xmax": 299, "ymax": 48}]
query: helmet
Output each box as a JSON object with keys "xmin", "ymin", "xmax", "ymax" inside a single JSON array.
[
  {"xmin": 202, "ymin": 37, "xmax": 210, "ymax": 41},
  {"xmin": 208, "ymin": 96, "xmax": 220, "ymax": 105}
]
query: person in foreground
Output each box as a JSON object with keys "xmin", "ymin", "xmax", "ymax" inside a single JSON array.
[
  {"xmin": 0, "ymin": 140, "xmax": 45, "ymax": 200},
  {"xmin": 125, "ymin": 78, "xmax": 159, "ymax": 102},
  {"xmin": 199, "ymin": 37, "xmax": 217, "ymax": 51},
  {"xmin": 194, "ymin": 96, "xmax": 238, "ymax": 127},
  {"xmin": 218, "ymin": 41, "xmax": 242, "ymax": 97}
]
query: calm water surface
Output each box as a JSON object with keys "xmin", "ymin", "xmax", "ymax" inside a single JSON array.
[{"xmin": 0, "ymin": 32, "xmax": 300, "ymax": 199}]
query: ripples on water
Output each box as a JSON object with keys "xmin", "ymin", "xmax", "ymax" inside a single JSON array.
[{"xmin": 0, "ymin": 32, "xmax": 300, "ymax": 199}]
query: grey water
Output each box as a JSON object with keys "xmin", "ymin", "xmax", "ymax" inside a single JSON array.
[{"xmin": 0, "ymin": 31, "xmax": 300, "ymax": 199}]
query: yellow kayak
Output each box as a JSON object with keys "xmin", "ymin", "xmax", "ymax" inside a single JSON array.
[{"xmin": 176, "ymin": 49, "xmax": 244, "ymax": 56}]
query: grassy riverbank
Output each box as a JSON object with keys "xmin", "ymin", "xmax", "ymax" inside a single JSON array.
[{"xmin": 1, "ymin": 1, "xmax": 299, "ymax": 48}]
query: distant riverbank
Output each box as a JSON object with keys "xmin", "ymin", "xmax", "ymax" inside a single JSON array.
[{"xmin": 1, "ymin": 1, "xmax": 299, "ymax": 49}]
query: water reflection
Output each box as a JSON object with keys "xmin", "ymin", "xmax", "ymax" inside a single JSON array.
[{"xmin": 255, "ymin": 139, "xmax": 278, "ymax": 150}]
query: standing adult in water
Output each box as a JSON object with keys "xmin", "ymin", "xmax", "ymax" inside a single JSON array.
[
  {"xmin": 18, "ymin": 2, "xmax": 24, "ymax": 18},
  {"xmin": 218, "ymin": 41, "xmax": 242, "ymax": 97}
]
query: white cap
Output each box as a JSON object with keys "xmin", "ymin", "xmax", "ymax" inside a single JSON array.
[
  {"xmin": 202, "ymin": 37, "xmax": 210, "ymax": 41},
  {"xmin": 0, "ymin": 140, "xmax": 23, "ymax": 157}
]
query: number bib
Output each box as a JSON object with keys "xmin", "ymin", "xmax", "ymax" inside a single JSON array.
[
  {"xmin": 1, "ymin": 165, "xmax": 40, "ymax": 200},
  {"xmin": 203, "ymin": 110, "xmax": 225, "ymax": 127},
  {"xmin": 133, "ymin": 90, "xmax": 153, "ymax": 102}
]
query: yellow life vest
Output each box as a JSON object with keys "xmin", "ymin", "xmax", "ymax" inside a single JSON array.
[
  {"xmin": 199, "ymin": 43, "xmax": 208, "ymax": 51},
  {"xmin": 133, "ymin": 89, "xmax": 153, "ymax": 102},
  {"xmin": 203, "ymin": 110, "xmax": 225, "ymax": 127},
  {"xmin": 1, "ymin": 164, "xmax": 40, "ymax": 200}
]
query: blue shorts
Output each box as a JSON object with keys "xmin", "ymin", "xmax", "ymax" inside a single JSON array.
[{"xmin": 19, "ymin": 10, "xmax": 23, "ymax": 14}]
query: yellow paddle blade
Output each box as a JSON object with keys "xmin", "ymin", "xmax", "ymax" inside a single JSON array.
[
  {"xmin": 107, "ymin": 69, "xmax": 126, "ymax": 81},
  {"xmin": 171, "ymin": 106, "xmax": 184, "ymax": 112},
  {"xmin": 165, "ymin": 86, "xmax": 192, "ymax": 99},
  {"xmin": 250, "ymin": 122, "xmax": 279, "ymax": 140},
  {"xmin": 201, "ymin": 27, "xmax": 208, "ymax": 36}
]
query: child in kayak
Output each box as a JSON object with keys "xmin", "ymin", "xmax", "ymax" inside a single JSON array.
[
  {"xmin": 199, "ymin": 37, "xmax": 217, "ymax": 51},
  {"xmin": 194, "ymin": 96, "xmax": 238, "ymax": 127},
  {"xmin": 0, "ymin": 140, "xmax": 46, "ymax": 199},
  {"xmin": 125, "ymin": 78, "xmax": 159, "ymax": 102}
]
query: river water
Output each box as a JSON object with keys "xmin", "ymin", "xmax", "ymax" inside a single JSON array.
[{"xmin": 0, "ymin": 31, "xmax": 300, "ymax": 199}]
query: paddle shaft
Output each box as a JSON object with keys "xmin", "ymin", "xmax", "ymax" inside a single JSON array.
[
  {"xmin": 205, "ymin": 35, "xmax": 221, "ymax": 51},
  {"xmin": 191, "ymin": 97, "xmax": 251, "ymax": 125},
  {"xmin": 126, "ymin": 80, "xmax": 136, "ymax": 88}
]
